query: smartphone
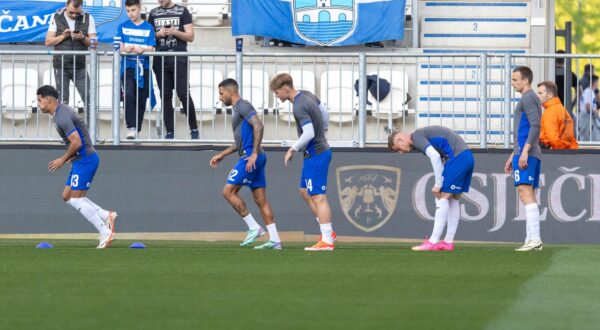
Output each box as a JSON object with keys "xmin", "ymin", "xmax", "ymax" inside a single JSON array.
[
  {"xmin": 73, "ymin": 30, "xmax": 80, "ymax": 34},
  {"xmin": 164, "ymin": 24, "xmax": 171, "ymax": 29}
]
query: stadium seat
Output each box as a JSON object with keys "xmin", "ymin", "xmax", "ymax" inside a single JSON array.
[
  {"xmin": 320, "ymin": 70, "xmax": 358, "ymax": 123},
  {"xmin": 188, "ymin": 0, "xmax": 229, "ymax": 27},
  {"xmin": 42, "ymin": 69, "xmax": 85, "ymax": 113},
  {"xmin": 274, "ymin": 70, "xmax": 316, "ymax": 123},
  {"xmin": 227, "ymin": 70, "xmax": 269, "ymax": 112},
  {"xmin": 1, "ymin": 68, "xmax": 37, "ymax": 121},
  {"xmin": 189, "ymin": 68, "xmax": 222, "ymax": 122},
  {"xmin": 367, "ymin": 70, "xmax": 410, "ymax": 120},
  {"xmin": 98, "ymin": 67, "xmax": 122, "ymax": 121}
]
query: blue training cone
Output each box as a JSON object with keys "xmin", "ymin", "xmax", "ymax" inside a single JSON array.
[
  {"xmin": 36, "ymin": 242, "xmax": 54, "ymax": 249},
  {"xmin": 129, "ymin": 242, "xmax": 146, "ymax": 249}
]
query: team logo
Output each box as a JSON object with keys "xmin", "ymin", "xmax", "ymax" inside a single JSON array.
[
  {"xmin": 336, "ymin": 165, "xmax": 400, "ymax": 232},
  {"xmin": 82, "ymin": 0, "xmax": 123, "ymax": 27},
  {"xmin": 292, "ymin": 0, "xmax": 356, "ymax": 46}
]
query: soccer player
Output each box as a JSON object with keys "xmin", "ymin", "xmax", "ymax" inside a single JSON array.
[
  {"xmin": 36, "ymin": 85, "xmax": 117, "ymax": 249},
  {"xmin": 210, "ymin": 79, "xmax": 282, "ymax": 249},
  {"xmin": 505, "ymin": 66, "xmax": 543, "ymax": 251},
  {"xmin": 270, "ymin": 73, "xmax": 335, "ymax": 251},
  {"xmin": 388, "ymin": 126, "xmax": 474, "ymax": 251}
]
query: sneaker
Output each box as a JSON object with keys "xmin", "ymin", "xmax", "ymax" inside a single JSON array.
[
  {"xmin": 240, "ymin": 227, "xmax": 265, "ymax": 247},
  {"xmin": 106, "ymin": 211, "xmax": 118, "ymax": 233},
  {"xmin": 126, "ymin": 128, "xmax": 136, "ymax": 139},
  {"xmin": 190, "ymin": 129, "xmax": 199, "ymax": 140},
  {"xmin": 320, "ymin": 230, "xmax": 337, "ymax": 243},
  {"xmin": 438, "ymin": 241, "xmax": 454, "ymax": 251},
  {"xmin": 97, "ymin": 231, "xmax": 115, "ymax": 249},
  {"xmin": 411, "ymin": 240, "xmax": 442, "ymax": 251},
  {"xmin": 254, "ymin": 240, "xmax": 283, "ymax": 250},
  {"xmin": 304, "ymin": 241, "xmax": 335, "ymax": 251},
  {"xmin": 515, "ymin": 240, "xmax": 543, "ymax": 251},
  {"xmin": 165, "ymin": 132, "xmax": 174, "ymax": 139}
]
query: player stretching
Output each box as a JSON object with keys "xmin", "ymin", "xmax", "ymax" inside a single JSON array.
[
  {"xmin": 36, "ymin": 85, "xmax": 117, "ymax": 249},
  {"xmin": 505, "ymin": 66, "xmax": 543, "ymax": 251},
  {"xmin": 389, "ymin": 126, "xmax": 474, "ymax": 251},
  {"xmin": 270, "ymin": 73, "xmax": 335, "ymax": 251},
  {"xmin": 210, "ymin": 79, "xmax": 282, "ymax": 249}
]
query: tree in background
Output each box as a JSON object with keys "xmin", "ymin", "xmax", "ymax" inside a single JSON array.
[{"xmin": 555, "ymin": 0, "xmax": 600, "ymax": 74}]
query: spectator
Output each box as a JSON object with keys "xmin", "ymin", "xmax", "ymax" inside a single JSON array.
[
  {"xmin": 577, "ymin": 75, "xmax": 600, "ymax": 141},
  {"xmin": 148, "ymin": 0, "xmax": 199, "ymax": 139},
  {"xmin": 554, "ymin": 50, "xmax": 578, "ymax": 107},
  {"xmin": 579, "ymin": 64, "xmax": 595, "ymax": 91},
  {"xmin": 536, "ymin": 81, "xmax": 578, "ymax": 149},
  {"xmin": 117, "ymin": 0, "xmax": 156, "ymax": 139},
  {"xmin": 45, "ymin": 0, "xmax": 97, "ymax": 114}
]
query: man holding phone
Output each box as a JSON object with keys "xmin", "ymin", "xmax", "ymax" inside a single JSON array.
[
  {"xmin": 45, "ymin": 0, "xmax": 97, "ymax": 115},
  {"xmin": 148, "ymin": 0, "xmax": 199, "ymax": 139}
]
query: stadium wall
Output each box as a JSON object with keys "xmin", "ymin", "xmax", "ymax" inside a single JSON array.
[{"xmin": 1, "ymin": 146, "xmax": 599, "ymax": 244}]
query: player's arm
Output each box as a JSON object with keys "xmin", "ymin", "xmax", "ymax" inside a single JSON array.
[
  {"xmin": 245, "ymin": 114, "xmax": 264, "ymax": 172},
  {"xmin": 425, "ymin": 146, "xmax": 444, "ymax": 197},
  {"xmin": 504, "ymin": 151, "xmax": 514, "ymax": 174},
  {"xmin": 48, "ymin": 131, "xmax": 81, "ymax": 172},
  {"xmin": 285, "ymin": 122, "xmax": 315, "ymax": 167},
  {"xmin": 210, "ymin": 144, "xmax": 238, "ymax": 168}
]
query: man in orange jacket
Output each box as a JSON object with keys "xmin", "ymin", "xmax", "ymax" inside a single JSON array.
[{"xmin": 536, "ymin": 81, "xmax": 579, "ymax": 149}]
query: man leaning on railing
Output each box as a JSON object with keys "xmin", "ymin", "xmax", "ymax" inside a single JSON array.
[
  {"xmin": 45, "ymin": 0, "xmax": 97, "ymax": 114},
  {"xmin": 147, "ymin": 0, "xmax": 199, "ymax": 139}
]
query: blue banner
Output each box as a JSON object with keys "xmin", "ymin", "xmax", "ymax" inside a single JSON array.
[
  {"xmin": 233, "ymin": 0, "xmax": 405, "ymax": 46},
  {"xmin": 0, "ymin": 0, "xmax": 128, "ymax": 43}
]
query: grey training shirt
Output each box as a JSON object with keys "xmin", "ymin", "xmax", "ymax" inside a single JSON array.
[
  {"xmin": 293, "ymin": 90, "xmax": 329, "ymax": 157},
  {"xmin": 53, "ymin": 104, "xmax": 95, "ymax": 158}
]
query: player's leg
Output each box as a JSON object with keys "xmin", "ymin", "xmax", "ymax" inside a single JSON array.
[
  {"xmin": 303, "ymin": 150, "xmax": 335, "ymax": 251},
  {"xmin": 441, "ymin": 150, "xmax": 475, "ymax": 250},
  {"xmin": 252, "ymin": 188, "xmax": 282, "ymax": 249},
  {"xmin": 223, "ymin": 159, "xmax": 265, "ymax": 246},
  {"xmin": 64, "ymin": 155, "xmax": 113, "ymax": 248},
  {"xmin": 412, "ymin": 192, "xmax": 452, "ymax": 251},
  {"xmin": 513, "ymin": 156, "xmax": 542, "ymax": 251}
]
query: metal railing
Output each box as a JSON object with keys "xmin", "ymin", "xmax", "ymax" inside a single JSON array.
[{"xmin": 2, "ymin": 49, "xmax": 600, "ymax": 147}]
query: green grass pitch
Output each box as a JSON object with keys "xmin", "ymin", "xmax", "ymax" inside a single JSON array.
[{"xmin": 1, "ymin": 240, "xmax": 599, "ymax": 330}]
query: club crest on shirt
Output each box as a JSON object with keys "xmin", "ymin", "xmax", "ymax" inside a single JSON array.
[{"xmin": 336, "ymin": 165, "xmax": 400, "ymax": 232}]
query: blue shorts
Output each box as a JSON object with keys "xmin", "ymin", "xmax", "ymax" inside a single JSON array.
[
  {"xmin": 512, "ymin": 154, "xmax": 541, "ymax": 188},
  {"xmin": 226, "ymin": 153, "xmax": 267, "ymax": 189},
  {"xmin": 65, "ymin": 152, "xmax": 99, "ymax": 191},
  {"xmin": 300, "ymin": 149, "xmax": 332, "ymax": 196},
  {"xmin": 441, "ymin": 150, "xmax": 475, "ymax": 194}
]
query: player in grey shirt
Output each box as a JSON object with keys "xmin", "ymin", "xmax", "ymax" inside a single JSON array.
[
  {"xmin": 210, "ymin": 79, "xmax": 281, "ymax": 249},
  {"xmin": 504, "ymin": 66, "xmax": 543, "ymax": 251},
  {"xmin": 36, "ymin": 85, "xmax": 117, "ymax": 249},
  {"xmin": 271, "ymin": 73, "xmax": 336, "ymax": 251},
  {"xmin": 389, "ymin": 126, "xmax": 474, "ymax": 251}
]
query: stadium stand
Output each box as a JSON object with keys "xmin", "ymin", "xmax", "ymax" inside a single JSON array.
[
  {"xmin": 1, "ymin": 67, "xmax": 37, "ymax": 121},
  {"xmin": 42, "ymin": 69, "xmax": 85, "ymax": 113}
]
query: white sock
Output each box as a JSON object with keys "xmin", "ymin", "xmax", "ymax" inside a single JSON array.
[
  {"xmin": 242, "ymin": 213, "xmax": 260, "ymax": 230},
  {"xmin": 67, "ymin": 198, "xmax": 110, "ymax": 236},
  {"xmin": 444, "ymin": 199, "xmax": 460, "ymax": 243},
  {"xmin": 266, "ymin": 223, "xmax": 281, "ymax": 243},
  {"xmin": 525, "ymin": 203, "xmax": 541, "ymax": 242},
  {"xmin": 429, "ymin": 198, "xmax": 449, "ymax": 244},
  {"xmin": 84, "ymin": 198, "xmax": 109, "ymax": 221},
  {"xmin": 320, "ymin": 223, "xmax": 333, "ymax": 244}
]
